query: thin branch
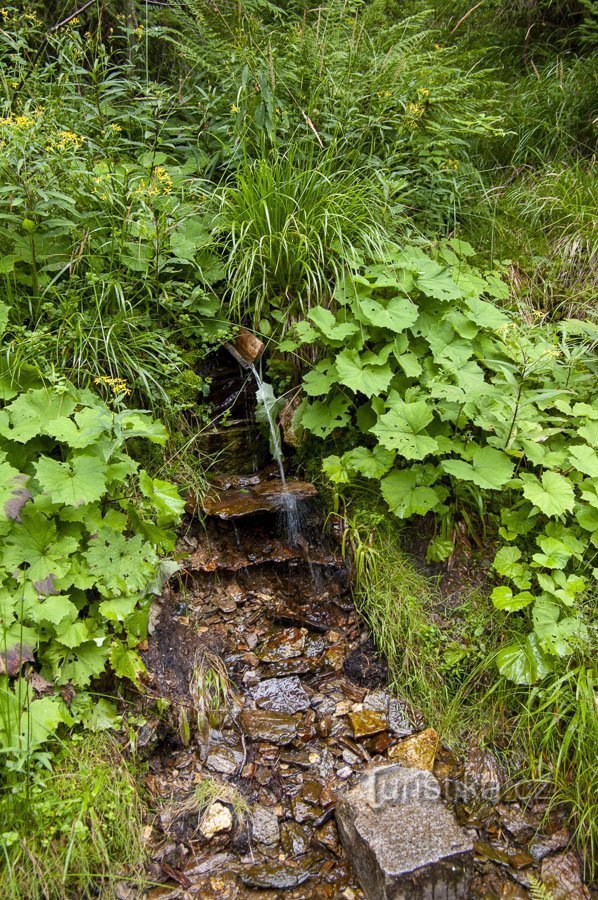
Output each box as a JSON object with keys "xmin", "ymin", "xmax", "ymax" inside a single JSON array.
[{"xmin": 450, "ymin": 0, "xmax": 486, "ymax": 33}]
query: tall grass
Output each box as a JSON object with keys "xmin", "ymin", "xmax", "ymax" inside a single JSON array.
[{"xmin": 215, "ymin": 143, "xmax": 390, "ymax": 327}]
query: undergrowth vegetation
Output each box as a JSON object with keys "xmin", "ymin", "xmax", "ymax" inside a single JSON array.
[{"xmin": 0, "ymin": 0, "xmax": 596, "ymax": 891}]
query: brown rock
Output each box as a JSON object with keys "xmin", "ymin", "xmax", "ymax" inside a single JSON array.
[
  {"xmin": 540, "ymin": 851, "xmax": 590, "ymax": 900},
  {"xmin": 239, "ymin": 709, "xmax": 301, "ymax": 745},
  {"xmin": 225, "ymin": 328, "xmax": 265, "ymax": 367},
  {"xmin": 348, "ymin": 709, "xmax": 388, "ymax": 739},
  {"xmin": 387, "ymin": 728, "xmax": 439, "ymax": 771}
]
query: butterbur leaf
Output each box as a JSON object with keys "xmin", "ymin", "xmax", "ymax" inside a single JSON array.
[
  {"xmin": 0, "ymin": 463, "xmax": 28, "ymax": 522},
  {"xmin": 138, "ymin": 471, "xmax": 185, "ymax": 525},
  {"xmin": 533, "ymin": 598, "xmax": 588, "ymax": 657},
  {"xmin": 2, "ymin": 389, "xmax": 76, "ymax": 443},
  {"xmin": 464, "ymin": 297, "xmax": 511, "ymax": 330},
  {"xmin": 300, "ymin": 395, "xmax": 352, "ymax": 438},
  {"xmin": 342, "ymin": 446, "xmax": 396, "ymax": 479},
  {"xmin": 496, "ymin": 634, "xmax": 553, "ymax": 684},
  {"xmin": 116, "ymin": 411, "xmax": 168, "ymax": 445},
  {"xmin": 381, "ymin": 469, "xmax": 442, "ymax": 518},
  {"xmin": 308, "ymin": 307, "xmax": 359, "ymax": 342},
  {"xmin": 414, "ymin": 260, "xmax": 463, "ymax": 301},
  {"xmin": 371, "ymin": 399, "xmax": 438, "ymax": 460},
  {"xmin": 302, "ymin": 361, "xmax": 338, "ymax": 397},
  {"xmin": 492, "ymin": 546, "xmax": 531, "ymax": 588},
  {"xmin": 357, "ymin": 296, "xmax": 418, "ymax": 333},
  {"xmin": 491, "ymin": 586, "xmax": 534, "ymax": 611},
  {"xmin": 46, "ymin": 406, "xmax": 111, "ymax": 449},
  {"xmin": 35, "ymin": 455, "xmax": 107, "ymax": 507},
  {"xmin": 569, "ymin": 444, "xmax": 598, "ymax": 478},
  {"xmin": 110, "ymin": 644, "xmax": 146, "ymax": 682},
  {"xmin": 520, "ymin": 471, "xmax": 575, "ymax": 517},
  {"xmin": 442, "ymin": 447, "xmax": 514, "ymax": 490},
  {"xmin": 335, "ymin": 349, "xmax": 393, "ymax": 398}
]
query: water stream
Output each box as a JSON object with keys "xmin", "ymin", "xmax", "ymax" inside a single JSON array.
[{"xmin": 249, "ymin": 363, "xmax": 302, "ymax": 546}]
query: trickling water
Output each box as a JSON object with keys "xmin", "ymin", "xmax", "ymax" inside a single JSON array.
[{"xmin": 249, "ymin": 363, "xmax": 302, "ymax": 546}]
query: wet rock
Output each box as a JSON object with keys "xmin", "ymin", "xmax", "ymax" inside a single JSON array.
[
  {"xmin": 259, "ymin": 627, "xmax": 306, "ymax": 662},
  {"xmin": 387, "ymin": 699, "xmax": 415, "ymax": 737},
  {"xmin": 529, "ymin": 827, "xmax": 570, "ymax": 862},
  {"xmin": 497, "ymin": 803, "xmax": 539, "ymax": 844},
  {"xmin": 387, "ymin": 727, "xmax": 439, "ymax": 772},
  {"xmin": 464, "ymin": 746, "xmax": 505, "ymax": 803},
  {"xmin": 239, "ymin": 709, "xmax": 301, "ymax": 744},
  {"xmin": 206, "ymin": 747, "xmax": 243, "ymax": 776},
  {"xmin": 199, "ymin": 802, "xmax": 233, "ymax": 840},
  {"xmin": 314, "ymin": 820, "xmax": 341, "ymax": 856},
  {"xmin": 240, "ymin": 856, "xmax": 320, "ymax": 889},
  {"xmin": 348, "ymin": 709, "xmax": 388, "ymax": 738},
  {"xmin": 251, "ymin": 805, "xmax": 280, "ymax": 845},
  {"xmin": 281, "ymin": 821, "xmax": 311, "ymax": 856},
  {"xmin": 203, "ymin": 479, "xmax": 318, "ymax": 519},
  {"xmin": 251, "ymin": 676, "xmax": 310, "ymax": 714},
  {"xmin": 474, "ymin": 839, "xmax": 535, "ymax": 870},
  {"xmin": 291, "ymin": 795, "xmax": 323, "ymax": 823},
  {"xmin": 225, "ymin": 327, "xmax": 265, "ymax": 367},
  {"xmin": 336, "ymin": 764, "xmax": 473, "ymax": 900},
  {"xmin": 540, "ymin": 851, "xmax": 590, "ymax": 900}
]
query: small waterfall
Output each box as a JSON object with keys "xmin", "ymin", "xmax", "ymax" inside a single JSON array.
[{"xmin": 249, "ymin": 364, "xmax": 302, "ymax": 545}]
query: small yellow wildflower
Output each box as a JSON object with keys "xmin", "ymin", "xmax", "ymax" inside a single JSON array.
[
  {"xmin": 418, "ymin": 87, "xmax": 430, "ymax": 97},
  {"xmin": 0, "ymin": 9, "xmax": 10, "ymax": 22},
  {"xmin": 50, "ymin": 130, "xmax": 84, "ymax": 150},
  {"xmin": 230, "ymin": 104, "xmax": 240, "ymax": 114},
  {"xmin": 94, "ymin": 376, "xmax": 131, "ymax": 396},
  {"xmin": 444, "ymin": 158, "xmax": 460, "ymax": 171},
  {"xmin": 154, "ymin": 166, "xmax": 173, "ymax": 193}
]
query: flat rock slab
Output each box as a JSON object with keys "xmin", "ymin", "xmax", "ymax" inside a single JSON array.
[
  {"xmin": 336, "ymin": 763, "xmax": 473, "ymax": 900},
  {"xmin": 203, "ymin": 479, "xmax": 318, "ymax": 518},
  {"xmin": 251, "ymin": 675, "xmax": 311, "ymax": 713}
]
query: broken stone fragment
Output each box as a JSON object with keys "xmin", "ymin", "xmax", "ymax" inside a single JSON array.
[
  {"xmin": 387, "ymin": 727, "xmax": 439, "ymax": 772},
  {"xmin": 199, "ymin": 802, "xmax": 233, "ymax": 840},
  {"xmin": 251, "ymin": 675, "xmax": 311, "ymax": 714},
  {"xmin": 336, "ymin": 763, "xmax": 473, "ymax": 900},
  {"xmin": 239, "ymin": 709, "xmax": 301, "ymax": 745},
  {"xmin": 239, "ymin": 856, "xmax": 319, "ymax": 889},
  {"xmin": 349, "ymin": 708, "xmax": 388, "ymax": 738},
  {"xmin": 251, "ymin": 805, "xmax": 280, "ymax": 845},
  {"xmin": 206, "ymin": 746, "xmax": 243, "ymax": 776}
]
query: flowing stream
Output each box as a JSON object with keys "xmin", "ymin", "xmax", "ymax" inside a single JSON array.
[{"xmin": 249, "ymin": 363, "xmax": 302, "ymax": 545}]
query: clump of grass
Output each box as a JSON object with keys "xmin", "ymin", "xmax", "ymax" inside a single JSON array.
[
  {"xmin": 171, "ymin": 776, "xmax": 251, "ymax": 831},
  {"xmin": 215, "ymin": 143, "xmax": 390, "ymax": 329},
  {"xmin": 0, "ymin": 734, "xmax": 147, "ymax": 900},
  {"xmin": 189, "ymin": 648, "xmax": 237, "ymax": 738}
]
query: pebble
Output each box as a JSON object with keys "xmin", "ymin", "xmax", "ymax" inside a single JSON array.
[{"xmin": 199, "ymin": 802, "xmax": 233, "ymax": 840}]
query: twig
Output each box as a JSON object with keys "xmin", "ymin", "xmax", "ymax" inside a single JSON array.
[{"xmin": 450, "ymin": 0, "xmax": 486, "ymax": 33}]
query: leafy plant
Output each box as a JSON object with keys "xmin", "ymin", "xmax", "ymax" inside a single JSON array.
[
  {"xmin": 0, "ymin": 380, "xmax": 184, "ymax": 758},
  {"xmin": 284, "ymin": 239, "xmax": 597, "ymax": 683}
]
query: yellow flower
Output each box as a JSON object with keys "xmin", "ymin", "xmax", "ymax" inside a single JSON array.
[
  {"xmin": 418, "ymin": 87, "xmax": 430, "ymax": 97},
  {"xmin": 154, "ymin": 166, "xmax": 173, "ymax": 193},
  {"xmin": 0, "ymin": 9, "xmax": 10, "ymax": 22},
  {"xmin": 93, "ymin": 376, "xmax": 131, "ymax": 396},
  {"xmin": 230, "ymin": 104, "xmax": 239, "ymax": 114},
  {"xmin": 49, "ymin": 130, "xmax": 84, "ymax": 150}
]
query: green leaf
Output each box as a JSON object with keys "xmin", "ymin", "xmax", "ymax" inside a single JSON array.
[
  {"xmin": 2, "ymin": 389, "xmax": 76, "ymax": 443},
  {"xmin": 27, "ymin": 594, "xmax": 78, "ymax": 626},
  {"xmin": 464, "ymin": 297, "xmax": 511, "ymax": 330},
  {"xmin": 533, "ymin": 598, "xmax": 588, "ymax": 657},
  {"xmin": 308, "ymin": 307, "xmax": 359, "ymax": 342},
  {"xmin": 116, "ymin": 411, "xmax": 168, "ymax": 445},
  {"xmin": 342, "ymin": 446, "xmax": 396, "ymax": 479},
  {"xmin": 138, "ymin": 471, "xmax": 185, "ymax": 525},
  {"xmin": 578, "ymin": 421, "xmax": 598, "ymax": 446},
  {"xmin": 496, "ymin": 634, "xmax": 553, "ymax": 684},
  {"xmin": 491, "ymin": 586, "xmax": 534, "ymax": 611},
  {"xmin": 35, "ymin": 455, "xmax": 107, "ymax": 507},
  {"xmin": 414, "ymin": 259, "xmax": 463, "ymax": 301},
  {"xmin": 357, "ymin": 296, "xmax": 418, "ymax": 333},
  {"xmin": 302, "ymin": 361, "xmax": 338, "ymax": 397},
  {"xmin": 110, "ymin": 644, "xmax": 146, "ymax": 682},
  {"xmin": 442, "ymin": 447, "xmax": 514, "ymax": 490},
  {"xmin": 492, "ymin": 545, "xmax": 531, "ymax": 588},
  {"xmin": 335, "ymin": 349, "xmax": 393, "ymax": 398},
  {"xmin": 300, "ymin": 395, "xmax": 352, "ymax": 438},
  {"xmin": 381, "ymin": 469, "xmax": 442, "ymax": 518},
  {"xmin": 371, "ymin": 399, "xmax": 438, "ymax": 460},
  {"xmin": 3, "ymin": 511, "xmax": 78, "ymax": 582},
  {"xmin": 520, "ymin": 471, "xmax": 576, "ymax": 517},
  {"xmin": 46, "ymin": 407, "xmax": 111, "ymax": 449},
  {"xmin": 569, "ymin": 444, "xmax": 598, "ymax": 478}
]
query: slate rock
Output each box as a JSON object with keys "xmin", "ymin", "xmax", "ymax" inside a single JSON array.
[
  {"xmin": 251, "ymin": 805, "xmax": 280, "ymax": 845},
  {"xmin": 336, "ymin": 763, "xmax": 473, "ymax": 900},
  {"xmin": 239, "ymin": 709, "xmax": 301, "ymax": 744},
  {"xmin": 387, "ymin": 728, "xmax": 439, "ymax": 772},
  {"xmin": 240, "ymin": 857, "xmax": 317, "ymax": 889},
  {"xmin": 251, "ymin": 675, "xmax": 310, "ymax": 714}
]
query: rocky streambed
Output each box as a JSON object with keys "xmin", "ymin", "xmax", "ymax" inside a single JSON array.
[{"xmin": 136, "ymin": 476, "xmax": 590, "ymax": 900}]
